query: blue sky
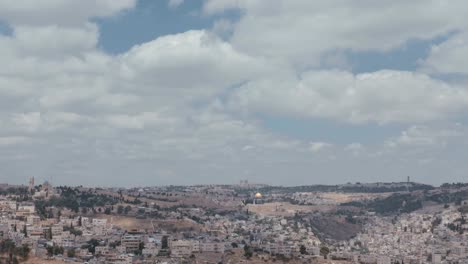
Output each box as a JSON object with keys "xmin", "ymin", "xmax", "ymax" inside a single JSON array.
[
  {"xmin": 96, "ymin": 0, "xmax": 241, "ymax": 54},
  {"xmin": 96, "ymin": 0, "xmax": 207, "ymax": 53},
  {"xmin": 0, "ymin": 0, "xmax": 468, "ymax": 186},
  {"xmin": 0, "ymin": 19, "xmax": 12, "ymax": 35}
]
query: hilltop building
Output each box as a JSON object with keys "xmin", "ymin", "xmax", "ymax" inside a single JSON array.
[
  {"xmin": 28, "ymin": 177, "xmax": 34, "ymax": 193},
  {"xmin": 253, "ymin": 192, "xmax": 264, "ymax": 204}
]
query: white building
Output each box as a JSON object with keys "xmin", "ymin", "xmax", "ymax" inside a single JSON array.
[{"xmin": 170, "ymin": 240, "xmax": 194, "ymax": 258}]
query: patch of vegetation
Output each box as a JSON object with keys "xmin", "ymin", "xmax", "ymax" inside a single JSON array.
[
  {"xmin": 46, "ymin": 245, "xmax": 64, "ymax": 256},
  {"xmin": 35, "ymin": 187, "xmax": 118, "ymax": 215},
  {"xmin": 342, "ymin": 193, "xmax": 427, "ymax": 215},
  {"xmin": 440, "ymin": 183, "xmax": 468, "ymax": 188},
  {"xmin": 306, "ymin": 216, "xmax": 363, "ymax": 241},
  {"xmin": 256, "ymin": 182, "xmax": 433, "ymax": 195},
  {"xmin": 82, "ymin": 239, "xmax": 100, "ymax": 254},
  {"xmin": 0, "ymin": 240, "xmax": 30, "ymax": 263},
  {"xmin": 0, "ymin": 187, "xmax": 31, "ymax": 201},
  {"xmin": 428, "ymin": 190, "xmax": 468, "ymax": 204},
  {"xmin": 0, "ymin": 187, "xmax": 29, "ymax": 196},
  {"xmin": 64, "ymin": 224, "xmax": 83, "ymax": 236},
  {"xmin": 368, "ymin": 194, "xmax": 423, "ymax": 214},
  {"xmin": 459, "ymin": 206, "xmax": 468, "ymax": 214}
]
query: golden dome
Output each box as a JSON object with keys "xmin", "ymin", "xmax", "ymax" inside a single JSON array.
[{"xmin": 254, "ymin": 192, "xmax": 263, "ymax": 198}]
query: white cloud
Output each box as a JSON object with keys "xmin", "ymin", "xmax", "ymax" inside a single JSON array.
[
  {"xmin": 119, "ymin": 30, "xmax": 267, "ymax": 100},
  {"xmin": 0, "ymin": 0, "xmax": 136, "ymax": 26},
  {"xmin": 309, "ymin": 142, "xmax": 332, "ymax": 152},
  {"xmin": 12, "ymin": 24, "xmax": 98, "ymax": 57},
  {"xmin": 168, "ymin": 0, "xmax": 184, "ymax": 9},
  {"xmin": 385, "ymin": 125, "xmax": 463, "ymax": 148},
  {"xmin": 229, "ymin": 70, "xmax": 468, "ymax": 124},
  {"xmin": 345, "ymin": 143, "xmax": 363, "ymax": 152},
  {"xmin": 422, "ymin": 32, "xmax": 468, "ymax": 75},
  {"xmin": 12, "ymin": 112, "xmax": 42, "ymax": 132},
  {"xmin": 242, "ymin": 145, "xmax": 254, "ymax": 151},
  {"xmin": 212, "ymin": 19, "xmax": 234, "ymax": 36},
  {"xmin": 106, "ymin": 112, "xmax": 178, "ymax": 130},
  {"xmin": 203, "ymin": 0, "xmax": 248, "ymax": 14},
  {"xmin": 205, "ymin": 0, "xmax": 468, "ymax": 67},
  {"xmin": 0, "ymin": 136, "xmax": 30, "ymax": 146}
]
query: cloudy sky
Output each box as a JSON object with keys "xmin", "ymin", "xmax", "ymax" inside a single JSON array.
[{"xmin": 1, "ymin": 0, "xmax": 468, "ymax": 187}]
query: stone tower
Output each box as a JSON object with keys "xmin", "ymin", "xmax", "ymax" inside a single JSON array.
[{"xmin": 28, "ymin": 177, "xmax": 35, "ymax": 193}]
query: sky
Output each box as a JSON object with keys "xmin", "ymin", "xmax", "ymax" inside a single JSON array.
[{"xmin": 1, "ymin": 0, "xmax": 468, "ymax": 187}]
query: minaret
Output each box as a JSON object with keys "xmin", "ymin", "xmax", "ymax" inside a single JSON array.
[{"xmin": 28, "ymin": 177, "xmax": 35, "ymax": 193}]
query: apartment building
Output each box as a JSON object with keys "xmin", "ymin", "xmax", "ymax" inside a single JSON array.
[
  {"xmin": 170, "ymin": 240, "xmax": 193, "ymax": 258},
  {"xmin": 121, "ymin": 235, "xmax": 141, "ymax": 253}
]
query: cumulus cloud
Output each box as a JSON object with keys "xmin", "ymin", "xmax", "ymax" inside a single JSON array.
[
  {"xmin": 205, "ymin": 0, "xmax": 468, "ymax": 67},
  {"xmin": 229, "ymin": 70, "xmax": 468, "ymax": 124},
  {"xmin": 119, "ymin": 30, "xmax": 266, "ymax": 100},
  {"xmin": 422, "ymin": 32, "xmax": 468, "ymax": 75}
]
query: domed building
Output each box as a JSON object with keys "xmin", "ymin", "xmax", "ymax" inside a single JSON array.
[
  {"xmin": 33, "ymin": 180, "xmax": 56, "ymax": 199},
  {"xmin": 253, "ymin": 192, "xmax": 264, "ymax": 204}
]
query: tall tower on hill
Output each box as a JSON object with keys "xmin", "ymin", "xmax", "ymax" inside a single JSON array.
[
  {"xmin": 406, "ymin": 176, "xmax": 410, "ymax": 192},
  {"xmin": 28, "ymin": 177, "xmax": 35, "ymax": 193}
]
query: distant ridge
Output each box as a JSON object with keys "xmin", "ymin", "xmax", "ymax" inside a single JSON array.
[{"xmin": 257, "ymin": 182, "xmax": 434, "ymax": 194}]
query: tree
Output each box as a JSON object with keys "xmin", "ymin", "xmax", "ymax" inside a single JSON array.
[
  {"xmin": 134, "ymin": 242, "xmax": 145, "ymax": 255},
  {"xmin": 47, "ymin": 246, "xmax": 54, "ymax": 256},
  {"xmin": 426, "ymin": 254, "xmax": 432, "ymax": 262},
  {"xmin": 22, "ymin": 225, "xmax": 27, "ymax": 237},
  {"xmin": 0, "ymin": 242, "xmax": 30, "ymax": 262},
  {"xmin": 243, "ymin": 245, "xmax": 253, "ymax": 259},
  {"xmin": 48, "ymin": 209, "xmax": 54, "ymax": 218},
  {"xmin": 84, "ymin": 239, "xmax": 100, "ymax": 254},
  {"xmin": 17, "ymin": 244, "xmax": 30, "ymax": 260},
  {"xmin": 56, "ymin": 246, "xmax": 64, "ymax": 255},
  {"xmin": 117, "ymin": 205, "xmax": 124, "ymax": 214},
  {"xmin": 300, "ymin": 245, "xmax": 307, "ymax": 255},
  {"xmin": 320, "ymin": 246, "xmax": 330, "ymax": 259},
  {"xmin": 67, "ymin": 248, "xmax": 76, "ymax": 258},
  {"xmin": 161, "ymin": 236, "xmax": 169, "ymax": 249}
]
